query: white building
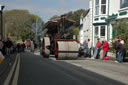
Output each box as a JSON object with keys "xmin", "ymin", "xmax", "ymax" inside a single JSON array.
[
  {"xmin": 79, "ymin": 10, "xmax": 92, "ymax": 44},
  {"xmin": 90, "ymin": 0, "xmax": 128, "ymax": 46},
  {"xmin": 79, "ymin": 0, "xmax": 128, "ymax": 46}
]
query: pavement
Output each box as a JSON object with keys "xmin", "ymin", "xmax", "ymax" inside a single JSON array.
[{"xmin": 61, "ymin": 58, "xmax": 128, "ymax": 84}]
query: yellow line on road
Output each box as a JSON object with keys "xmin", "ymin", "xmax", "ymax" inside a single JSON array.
[
  {"xmin": 3, "ymin": 54, "xmax": 18, "ymax": 85},
  {"xmin": 12, "ymin": 54, "xmax": 20, "ymax": 85}
]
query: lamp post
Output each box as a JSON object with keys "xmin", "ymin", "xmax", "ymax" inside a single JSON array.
[{"xmin": 0, "ymin": 5, "xmax": 5, "ymax": 40}]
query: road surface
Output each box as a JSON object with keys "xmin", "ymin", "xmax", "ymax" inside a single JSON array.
[{"xmin": 18, "ymin": 52, "xmax": 126, "ymax": 85}]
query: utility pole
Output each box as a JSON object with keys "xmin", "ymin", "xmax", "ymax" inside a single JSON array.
[
  {"xmin": 0, "ymin": 5, "xmax": 5, "ymax": 40},
  {"xmin": 5, "ymin": 24, "xmax": 7, "ymax": 40},
  {"xmin": 36, "ymin": 18, "xmax": 38, "ymax": 42}
]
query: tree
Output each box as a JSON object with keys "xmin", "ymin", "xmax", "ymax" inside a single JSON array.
[
  {"xmin": 49, "ymin": 9, "xmax": 87, "ymax": 27},
  {"xmin": 3, "ymin": 9, "xmax": 44, "ymax": 41},
  {"xmin": 65, "ymin": 9, "xmax": 87, "ymax": 27},
  {"xmin": 49, "ymin": 15, "xmax": 60, "ymax": 21},
  {"xmin": 114, "ymin": 19, "xmax": 128, "ymax": 48},
  {"xmin": 72, "ymin": 27, "xmax": 79, "ymax": 35}
]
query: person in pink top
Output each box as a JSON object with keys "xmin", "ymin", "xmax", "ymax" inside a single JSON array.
[{"xmin": 102, "ymin": 40, "xmax": 109, "ymax": 60}]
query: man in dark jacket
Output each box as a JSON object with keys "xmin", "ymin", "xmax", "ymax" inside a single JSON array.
[
  {"xmin": 113, "ymin": 36, "xmax": 121, "ymax": 63},
  {"xmin": 5, "ymin": 38, "xmax": 13, "ymax": 55}
]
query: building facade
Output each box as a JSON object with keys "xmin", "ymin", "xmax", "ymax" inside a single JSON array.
[
  {"xmin": 90, "ymin": 0, "xmax": 128, "ymax": 46},
  {"xmin": 79, "ymin": 10, "xmax": 92, "ymax": 44},
  {"xmin": 79, "ymin": 0, "xmax": 128, "ymax": 46}
]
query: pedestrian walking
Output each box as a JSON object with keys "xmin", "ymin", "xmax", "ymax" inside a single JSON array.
[
  {"xmin": 17, "ymin": 43, "xmax": 21, "ymax": 53},
  {"xmin": 30, "ymin": 41, "xmax": 34, "ymax": 52},
  {"xmin": 102, "ymin": 40, "xmax": 109, "ymax": 60},
  {"xmin": 91, "ymin": 38, "xmax": 101, "ymax": 59},
  {"xmin": 5, "ymin": 38, "xmax": 13, "ymax": 55},
  {"xmin": 22, "ymin": 43, "xmax": 26, "ymax": 52}
]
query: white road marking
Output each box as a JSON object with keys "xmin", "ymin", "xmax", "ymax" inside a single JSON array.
[
  {"xmin": 49, "ymin": 57, "xmax": 56, "ymax": 61},
  {"xmin": 34, "ymin": 52, "xmax": 40, "ymax": 55},
  {"xmin": 71, "ymin": 63, "xmax": 82, "ymax": 67}
]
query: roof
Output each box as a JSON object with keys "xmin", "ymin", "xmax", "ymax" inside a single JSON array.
[
  {"xmin": 83, "ymin": 9, "xmax": 90, "ymax": 18},
  {"xmin": 43, "ymin": 18, "xmax": 76, "ymax": 30}
]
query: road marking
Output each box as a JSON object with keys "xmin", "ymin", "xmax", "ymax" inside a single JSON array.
[
  {"xmin": 49, "ymin": 57, "xmax": 56, "ymax": 61},
  {"xmin": 3, "ymin": 54, "xmax": 18, "ymax": 85},
  {"xmin": 71, "ymin": 63, "xmax": 82, "ymax": 67},
  {"xmin": 34, "ymin": 52, "xmax": 40, "ymax": 55},
  {"xmin": 12, "ymin": 54, "xmax": 20, "ymax": 85}
]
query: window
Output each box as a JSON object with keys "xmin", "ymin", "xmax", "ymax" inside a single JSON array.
[
  {"xmin": 100, "ymin": 26, "xmax": 105, "ymax": 36},
  {"xmin": 95, "ymin": 0, "xmax": 99, "ymax": 15},
  {"xmin": 95, "ymin": 26, "xmax": 99, "ymax": 36},
  {"xmin": 96, "ymin": 0, "xmax": 99, "ymax": 5},
  {"xmin": 101, "ymin": 0, "xmax": 106, "ymax": 14},
  {"xmin": 101, "ymin": 0, "xmax": 106, "ymax": 4},
  {"xmin": 101, "ymin": 5, "xmax": 106, "ymax": 14},
  {"xmin": 95, "ymin": 0, "xmax": 106, "ymax": 15},
  {"xmin": 120, "ymin": 0, "xmax": 128, "ymax": 8}
]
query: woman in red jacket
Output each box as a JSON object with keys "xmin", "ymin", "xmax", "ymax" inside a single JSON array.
[{"xmin": 102, "ymin": 40, "xmax": 109, "ymax": 60}]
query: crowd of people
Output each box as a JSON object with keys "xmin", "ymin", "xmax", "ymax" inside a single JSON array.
[
  {"xmin": 78, "ymin": 36, "xmax": 126, "ymax": 63},
  {"xmin": 0, "ymin": 38, "xmax": 36, "ymax": 57}
]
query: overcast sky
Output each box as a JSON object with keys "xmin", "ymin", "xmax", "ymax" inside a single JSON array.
[{"xmin": 0, "ymin": 0, "xmax": 89, "ymax": 22}]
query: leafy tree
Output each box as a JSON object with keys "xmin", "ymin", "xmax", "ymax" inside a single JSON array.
[
  {"xmin": 3, "ymin": 9, "xmax": 44, "ymax": 41},
  {"xmin": 65, "ymin": 9, "xmax": 87, "ymax": 27},
  {"xmin": 72, "ymin": 27, "xmax": 79, "ymax": 35},
  {"xmin": 49, "ymin": 9, "xmax": 87, "ymax": 27},
  {"xmin": 114, "ymin": 19, "xmax": 128, "ymax": 48},
  {"xmin": 49, "ymin": 15, "xmax": 60, "ymax": 21}
]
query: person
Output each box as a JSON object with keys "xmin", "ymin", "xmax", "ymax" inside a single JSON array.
[
  {"xmin": 91, "ymin": 38, "xmax": 101, "ymax": 59},
  {"xmin": 87, "ymin": 39, "xmax": 91, "ymax": 58},
  {"xmin": 0, "ymin": 40, "xmax": 4, "ymax": 54},
  {"xmin": 120, "ymin": 38, "xmax": 126, "ymax": 61},
  {"xmin": 78, "ymin": 41, "xmax": 83, "ymax": 57},
  {"xmin": 30, "ymin": 41, "xmax": 34, "ymax": 52},
  {"xmin": 99, "ymin": 41, "xmax": 104, "ymax": 59},
  {"xmin": 5, "ymin": 38, "xmax": 13, "ymax": 55},
  {"xmin": 13, "ymin": 42, "xmax": 17, "ymax": 52},
  {"xmin": 113, "ymin": 36, "xmax": 120, "ymax": 63},
  {"xmin": 102, "ymin": 40, "xmax": 109, "ymax": 60},
  {"xmin": 22, "ymin": 43, "xmax": 26, "ymax": 52},
  {"xmin": 17, "ymin": 43, "xmax": 21, "ymax": 52},
  {"xmin": 119, "ymin": 36, "xmax": 124, "ymax": 44},
  {"xmin": 83, "ymin": 40, "xmax": 88, "ymax": 57},
  {"xmin": 117, "ymin": 38, "xmax": 126, "ymax": 63}
]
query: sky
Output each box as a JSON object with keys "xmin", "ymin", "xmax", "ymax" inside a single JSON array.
[{"xmin": 0, "ymin": 0, "xmax": 89, "ymax": 22}]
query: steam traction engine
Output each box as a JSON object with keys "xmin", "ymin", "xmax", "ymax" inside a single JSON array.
[{"xmin": 41, "ymin": 15, "xmax": 79, "ymax": 59}]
